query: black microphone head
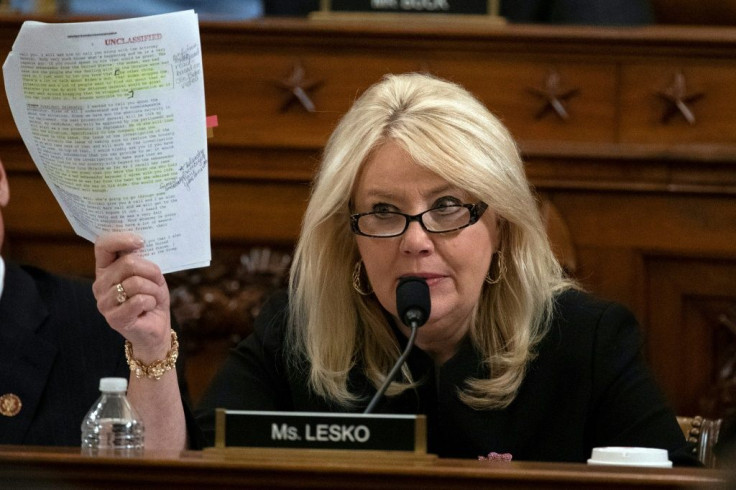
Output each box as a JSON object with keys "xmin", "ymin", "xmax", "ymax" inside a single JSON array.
[{"xmin": 396, "ymin": 276, "xmax": 431, "ymax": 328}]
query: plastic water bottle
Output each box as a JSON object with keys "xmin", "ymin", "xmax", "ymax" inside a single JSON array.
[{"xmin": 81, "ymin": 377, "xmax": 144, "ymax": 456}]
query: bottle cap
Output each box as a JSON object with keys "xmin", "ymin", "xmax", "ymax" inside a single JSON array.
[{"xmin": 99, "ymin": 377, "xmax": 128, "ymax": 392}]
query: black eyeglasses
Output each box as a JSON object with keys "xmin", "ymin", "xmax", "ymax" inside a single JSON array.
[{"xmin": 350, "ymin": 202, "xmax": 488, "ymax": 238}]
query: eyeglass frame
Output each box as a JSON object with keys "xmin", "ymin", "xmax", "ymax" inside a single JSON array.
[{"xmin": 350, "ymin": 202, "xmax": 489, "ymax": 238}]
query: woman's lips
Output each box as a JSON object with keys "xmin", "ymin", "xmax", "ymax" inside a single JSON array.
[{"xmin": 399, "ymin": 274, "xmax": 445, "ymax": 287}]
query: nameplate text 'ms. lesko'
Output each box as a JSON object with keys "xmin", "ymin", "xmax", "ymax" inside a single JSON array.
[{"xmin": 215, "ymin": 409, "xmax": 427, "ymax": 453}]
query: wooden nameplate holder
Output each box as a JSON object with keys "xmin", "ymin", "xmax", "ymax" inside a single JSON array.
[
  {"xmin": 309, "ymin": 0, "xmax": 506, "ymax": 25},
  {"xmin": 203, "ymin": 409, "xmax": 436, "ymax": 463}
]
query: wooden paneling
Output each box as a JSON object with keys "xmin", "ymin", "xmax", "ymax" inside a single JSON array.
[
  {"xmin": 621, "ymin": 63, "xmax": 736, "ymax": 144},
  {"xmin": 452, "ymin": 61, "xmax": 618, "ymax": 144},
  {"xmin": 1, "ymin": 16, "xmax": 735, "ymax": 415},
  {"xmin": 646, "ymin": 257, "xmax": 736, "ymax": 418},
  {"xmin": 209, "ymin": 179, "xmax": 308, "ymax": 243}
]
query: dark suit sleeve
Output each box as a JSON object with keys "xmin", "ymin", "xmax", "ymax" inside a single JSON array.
[
  {"xmin": 0, "ymin": 264, "xmax": 131, "ymax": 446},
  {"xmin": 588, "ymin": 301, "xmax": 696, "ymax": 465}
]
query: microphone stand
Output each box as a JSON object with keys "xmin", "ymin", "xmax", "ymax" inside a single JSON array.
[{"xmin": 363, "ymin": 322, "xmax": 418, "ymax": 414}]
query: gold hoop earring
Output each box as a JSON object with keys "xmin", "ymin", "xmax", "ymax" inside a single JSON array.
[
  {"xmin": 352, "ymin": 260, "xmax": 373, "ymax": 296},
  {"xmin": 485, "ymin": 252, "xmax": 506, "ymax": 285}
]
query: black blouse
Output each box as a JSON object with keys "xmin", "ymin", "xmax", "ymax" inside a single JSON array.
[{"xmin": 195, "ymin": 288, "xmax": 694, "ymax": 464}]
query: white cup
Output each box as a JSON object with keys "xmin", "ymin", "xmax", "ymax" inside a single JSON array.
[{"xmin": 587, "ymin": 447, "xmax": 673, "ymax": 468}]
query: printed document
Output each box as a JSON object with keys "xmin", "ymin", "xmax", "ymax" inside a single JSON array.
[{"xmin": 3, "ymin": 10, "xmax": 210, "ymax": 273}]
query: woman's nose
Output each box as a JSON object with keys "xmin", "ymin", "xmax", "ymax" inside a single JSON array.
[{"xmin": 399, "ymin": 220, "xmax": 434, "ymax": 255}]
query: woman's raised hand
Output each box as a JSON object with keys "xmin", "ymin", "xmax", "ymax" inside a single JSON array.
[
  {"xmin": 94, "ymin": 231, "xmax": 187, "ymax": 451},
  {"xmin": 93, "ymin": 231, "xmax": 171, "ymax": 361}
]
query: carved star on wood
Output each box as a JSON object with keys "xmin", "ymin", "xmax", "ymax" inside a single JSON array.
[
  {"xmin": 656, "ymin": 71, "xmax": 705, "ymax": 125},
  {"xmin": 274, "ymin": 62, "xmax": 323, "ymax": 113},
  {"xmin": 527, "ymin": 70, "xmax": 580, "ymax": 121}
]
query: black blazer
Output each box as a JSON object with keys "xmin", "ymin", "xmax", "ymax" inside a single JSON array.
[
  {"xmin": 196, "ymin": 288, "xmax": 694, "ymax": 464},
  {"xmin": 0, "ymin": 262, "xmax": 129, "ymax": 446}
]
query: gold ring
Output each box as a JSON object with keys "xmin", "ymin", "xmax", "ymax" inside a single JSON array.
[{"xmin": 115, "ymin": 283, "xmax": 127, "ymax": 304}]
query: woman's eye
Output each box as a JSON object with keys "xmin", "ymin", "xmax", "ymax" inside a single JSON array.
[
  {"xmin": 371, "ymin": 203, "xmax": 396, "ymax": 214},
  {"xmin": 434, "ymin": 196, "xmax": 462, "ymax": 209}
]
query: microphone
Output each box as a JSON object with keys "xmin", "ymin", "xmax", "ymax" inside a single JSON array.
[
  {"xmin": 363, "ymin": 276, "xmax": 431, "ymax": 414},
  {"xmin": 396, "ymin": 276, "xmax": 431, "ymax": 329}
]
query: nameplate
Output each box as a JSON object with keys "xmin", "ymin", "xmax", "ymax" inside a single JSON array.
[
  {"xmin": 215, "ymin": 409, "xmax": 427, "ymax": 453},
  {"xmin": 320, "ymin": 0, "xmax": 497, "ymax": 16}
]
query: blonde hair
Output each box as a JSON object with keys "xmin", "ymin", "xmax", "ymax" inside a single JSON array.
[{"xmin": 288, "ymin": 73, "xmax": 573, "ymax": 409}]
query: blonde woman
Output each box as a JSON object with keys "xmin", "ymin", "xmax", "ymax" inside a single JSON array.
[{"xmin": 95, "ymin": 73, "xmax": 691, "ymax": 463}]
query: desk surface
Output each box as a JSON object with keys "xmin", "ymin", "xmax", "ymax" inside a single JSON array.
[{"xmin": 0, "ymin": 445, "xmax": 729, "ymax": 489}]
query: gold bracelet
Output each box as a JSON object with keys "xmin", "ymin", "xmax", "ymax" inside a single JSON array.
[{"xmin": 124, "ymin": 331, "xmax": 179, "ymax": 380}]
